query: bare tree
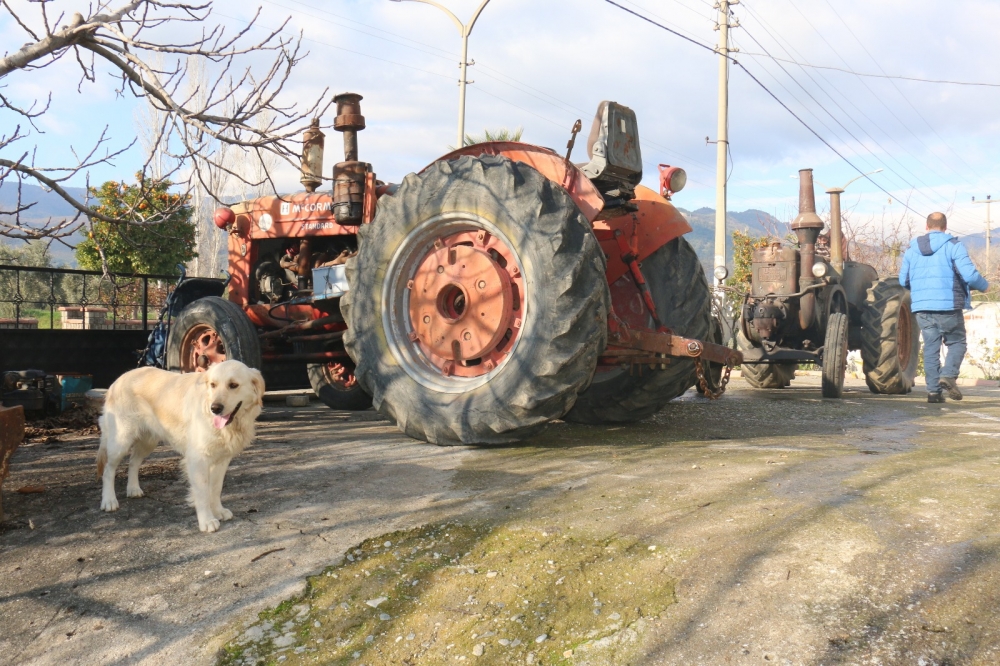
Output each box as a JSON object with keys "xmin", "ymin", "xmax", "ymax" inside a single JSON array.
[{"xmin": 1, "ymin": 0, "xmax": 332, "ymax": 249}]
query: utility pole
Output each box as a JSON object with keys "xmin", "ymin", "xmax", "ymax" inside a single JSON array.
[
  {"xmin": 973, "ymin": 194, "xmax": 993, "ymax": 274},
  {"xmin": 390, "ymin": 0, "xmax": 492, "ymax": 149},
  {"xmin": 712, "ymin": 0, "xmax": 738, "ymax": 286}
]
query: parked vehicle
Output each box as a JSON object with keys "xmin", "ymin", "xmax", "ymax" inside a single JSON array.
[
  {"xmin": 155, "ymin": 92, "xmax": 741, "ymax": 444},
  {"xmin": 738, "ymin": 169, "xmax": 919, "ymax": 397}
]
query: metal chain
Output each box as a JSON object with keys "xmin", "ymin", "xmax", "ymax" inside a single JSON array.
[{"xmin": 695, "ymin": 357, "xmax": 733, "ymax": 399}]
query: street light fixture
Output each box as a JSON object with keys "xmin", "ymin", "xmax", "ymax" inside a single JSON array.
[
  {"xmin": 824, "ymin": 168, "xmax": 883, "ymax": 273},
  {"xmin": 389, "ymin": 0, "xmax": 493, "ymax": 149}
]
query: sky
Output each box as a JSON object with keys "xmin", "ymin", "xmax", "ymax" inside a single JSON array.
[{"xmin": 4, "ymin": 0, "xmax": 1000, "ymax": 239}]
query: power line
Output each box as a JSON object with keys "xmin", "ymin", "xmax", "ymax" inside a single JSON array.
[
  {"xmin": 603, "ymin": 0, "xmax": 925, "ymax": 217},
  {"xmin": 738, "ymin": 52, "xmax": 1000, "ymax": 88},
  {"xmin": 790, "ymin": 0, "xmax": 978, "ymax": 186},
  {"xmin": 734, "ymin": 22, "xmax": 941, "ymax": 210},
  {"xmin": 227, "ymin": 1, "xmax": 781, "ymax": 199},
  {"xmin": 736, "ymin": 2, "xmax": 982, "ymax": 228}
]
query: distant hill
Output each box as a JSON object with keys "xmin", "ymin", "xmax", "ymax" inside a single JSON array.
[
  {"xmin": 0, "ymin": 182, "xmax": 89, "ymax": 266},
  {"xmin": 0, "ymin": 182, "xmax": 87, "ymax": 218},
  {"xmin": 677, "ymin": 207, "xmax": 788, "ymax": 274}
]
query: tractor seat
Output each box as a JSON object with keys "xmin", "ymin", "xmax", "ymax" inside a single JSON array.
[{"xmin": 579, "ymin": 101, "xmax": 643, "ymax": 192}]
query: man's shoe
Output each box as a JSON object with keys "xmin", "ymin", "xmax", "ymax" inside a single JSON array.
[
  {"xmin": 940, "ymin": 377, "xmax": 963, "ymax": 401},
  {"xmin": 928, "ymin": 391, "xmax": 945, "ymax": 403}
]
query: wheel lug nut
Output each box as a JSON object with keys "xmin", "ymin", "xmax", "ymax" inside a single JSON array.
[
  {"xmin": 423, "ymin": 315, "xmax": 431, "ymax": 324},
  {"xmin": 477, "ymin": 280, "xmax": 486, "ymax": 289},
  {"xmin": 463, "ymin": 331, "xmax": 472, "ymax": 341},
  {"xmin": 437, "ymin": 265, "xmax": 444, "ymax": 274}
]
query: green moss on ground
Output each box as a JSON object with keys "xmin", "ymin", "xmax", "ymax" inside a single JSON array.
[{"xmin": 219, "ymin": 522, "xmax": 675, "ymax": 665}]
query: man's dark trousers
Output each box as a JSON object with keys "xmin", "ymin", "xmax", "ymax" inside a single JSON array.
[{"xmin": 916, "ymin": 311, "xmax": 967, "ymax": 393}]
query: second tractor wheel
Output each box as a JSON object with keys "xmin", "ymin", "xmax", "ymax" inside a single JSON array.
[
  {"xmin": 342, "ymin": 155, "xmax": 610, "ymax": 445},
  {"xmin": 821, "ymin": 312, "xmax": 849, "ymax": 398},
  {"xmin": 737, "ymin": 330, "xmax": 796, "ymax": 388},
  {"xmin": 564, "ymin": 236, "xmax": 712, "ymax": 424},
  {"xmin": 307, "ymin": 361, "xmax": 372, "ymax": 411},
  {"xmin": 860, "ymin": 278, "xmax": 919, "ymax": 394},
  {"xmin": 166, "ymin": 297, "xmax": 262, "ymax": 372}
]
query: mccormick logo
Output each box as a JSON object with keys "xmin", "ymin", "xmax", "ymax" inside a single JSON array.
[
  {"xmin": 279, "ymin": 201, "xmax": 290, "ymax": 215},
  {"xmin": 291, "ymin": 201, "xmax": 333, "ymax": 214}
]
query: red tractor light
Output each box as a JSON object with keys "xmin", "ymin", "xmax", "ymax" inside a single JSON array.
[
  {"xmin": 658, "ymin": 165, "xmax": 687, "ymax": 198},
  {"xmin": 213, "ymin": 206, "xmax": 236, "ymax": 230}
]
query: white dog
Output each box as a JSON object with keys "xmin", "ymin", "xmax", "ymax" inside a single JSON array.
[{"xmin": 97, "ymin": 360, "xmax": 264, "ymax": 533}]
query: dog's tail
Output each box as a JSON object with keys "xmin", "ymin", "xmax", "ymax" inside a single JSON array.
[{"xmin": 96, "ymin": 413, "xmax": 108, "ymax": 480}]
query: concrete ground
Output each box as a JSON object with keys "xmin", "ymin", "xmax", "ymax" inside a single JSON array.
[{"xmin": 3, "ymin": 377, "xmax": 1000, "ymax": 665}]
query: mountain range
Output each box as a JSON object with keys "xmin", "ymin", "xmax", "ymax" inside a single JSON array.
[{"xmin": 2, "ymin": 182, "xmax": 993, "ymax": 271}]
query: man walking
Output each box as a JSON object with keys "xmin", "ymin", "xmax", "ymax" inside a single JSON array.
[{"xmin": 899, "ymin": 212, "xmax": 989, "ymax": 403}]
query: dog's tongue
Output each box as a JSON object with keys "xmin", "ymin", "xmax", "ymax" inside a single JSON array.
[{"xmin": 212, "ymin": 414, "xmax": 229, "ymax": 430}]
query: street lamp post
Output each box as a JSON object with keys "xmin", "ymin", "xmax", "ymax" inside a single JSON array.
[
  {"xmin": 390, "ymin": 0, "xmax": 492, "ymax": 149},
  {"xmin": 824, "ymin": 168, "xmax": 883, "ymax": 274}
]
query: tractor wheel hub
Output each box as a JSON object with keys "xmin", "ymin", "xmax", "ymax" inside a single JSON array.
[{"xmin": 410, "ymin": 243, "xmax": 512, "ymax": 362}]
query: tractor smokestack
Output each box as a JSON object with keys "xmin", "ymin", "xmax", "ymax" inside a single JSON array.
[
  {"xmin": 332, "ymin": 92, "xmax": 369, "ymax": 226},
  {"xmin": 334, "ymin": 92, "xmax": 365, "ymax": 161},
  {"xmin": 300, "ymin": 118, "xmax": 325, "ymax": 193},
  {"xmin": 791, "ymin": 169, "xmax": 824, "ymax": 330}
]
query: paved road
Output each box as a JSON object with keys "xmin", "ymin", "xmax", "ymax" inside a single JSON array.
[{"xmin": 2, "ymin": 378, "xmax": 1000, "ymax": 665}]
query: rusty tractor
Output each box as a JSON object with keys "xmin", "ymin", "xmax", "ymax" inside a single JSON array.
[
  {"xmin": 159, "ymin": 93, "xmax": 742, "ymax": 444},
  {"xmin": 737, "ymin": 168, "xmax": 919, "ymax": 398}
]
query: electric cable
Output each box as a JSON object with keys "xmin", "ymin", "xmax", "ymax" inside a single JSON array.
[
  {"xmin": 603, "ymin": 0, "xmax": 926, "ymax": 217},
  {"xmin": 737, "ymin": 52, "xmax": 1000, "ymax": 88},
  {"xmin": 736, "ymin": 2, "xmax": 983, "ymax": 228},
  {"xmin": 818, "ymin": 0, "xmax": 980, "ymax": 175},
  {"xmin": 735, "ymin": 25, "xmax": 938, "ymax": 205}
]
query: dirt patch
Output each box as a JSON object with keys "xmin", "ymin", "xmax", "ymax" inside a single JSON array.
[
  {"xmin": 24, "ymin": 405, "xmax": 100, "ymax": 442},
  {"xmin": 219, "ymin": 522, "xmax": 674, "ymax": 665}
]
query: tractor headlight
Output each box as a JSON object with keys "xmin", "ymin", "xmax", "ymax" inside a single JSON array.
[
  {"xmin": 657, "ymin": 165, "xmax": 688, "ymax": 197},
  {"xmin": 812, "ymin": 261, "xmax": 828, "ymax": 278},
  {"xmin": 713, "ymin": 265, "xmax": 729, "ymax": 281}
]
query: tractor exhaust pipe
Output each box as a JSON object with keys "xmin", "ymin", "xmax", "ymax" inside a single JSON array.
[
  {"xmin": 790, "ymin": 168, "xmax": 824, "ymax": 330},
  {"xmin": 300, "ymin": 118, "xmax": 325, "ymax": 193},
  {"xmin": 332, "ymin": 92, "xmax": 368, "ymax": 226},
  {"xmin": 827, "ymin": 186, "xmax": 845, "ymax": 274}
]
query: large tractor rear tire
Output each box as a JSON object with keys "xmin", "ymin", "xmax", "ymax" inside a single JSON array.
[
  {"xmin": 166, "ymin": 297, "xmax": 262, "ymax": 372},
  {"xmin": 342, "ymin": 155, "xmax": 609, "ymax": 445},
  {"xmin": 737, "ymin": 330, "xmax": 796, "ymax": 389},
  {"xmin": 564, "ymin": 236, "xmax": 711, "ymax": 424},
  {"xmin": 861, "ymin": 278, "xmax": 918, "ymax": 394}
]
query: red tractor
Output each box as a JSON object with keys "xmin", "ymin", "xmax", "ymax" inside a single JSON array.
[{"xmin": 159, "ymin": 92, "xmax": 741, "ymax": 444}]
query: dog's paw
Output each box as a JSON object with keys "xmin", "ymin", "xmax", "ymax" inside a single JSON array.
[
  {"xmin": 100, "ymin": 496, "xmax": 119, "ymax": 512},
  {"xmin": 126, "ymin": 486, "xmax": 144, "ymax": 498},
  {"xmin": 199, "ymin": 517, "xmax": 221, "ymax": 533},
  {"xmin": 217, "ymin": 507, "xmax": 233, "ymax": 521}
]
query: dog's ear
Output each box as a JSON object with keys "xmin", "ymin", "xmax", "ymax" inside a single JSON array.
[{"xmin": 250, "ymin": 368, "xmax": 265, "ymax": 407}]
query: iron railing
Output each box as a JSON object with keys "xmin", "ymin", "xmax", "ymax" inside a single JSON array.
[{"xmin": 0, "ymin": 264, "xmax": 178, "ymax": 330}]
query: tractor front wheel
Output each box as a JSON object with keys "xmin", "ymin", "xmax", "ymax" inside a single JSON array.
[
  {"xmin": 307, "ymin": 361, "xmax": 372, "ymax": 411},
  {"xmin": 342, "ymin": 155, "xmax": 609, "ymax": 445},
  {"xmin": 737, "ymin": 330, "xmax": 796, "ymax": 389},
  {"xmin": 860, "ymin": 278, "xmax": 918, "ymax": 394},
  {"xmin": 166, "ymin": 297, "xmax": 262, "ymax": 372},
  {"xmin": 821, "ymin": 312, "xmax": 849, "ymax": 398}
]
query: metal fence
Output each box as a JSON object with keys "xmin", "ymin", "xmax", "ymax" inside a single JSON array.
[{"xmin": 0, "ymin": 265, "xmax": 177, "ymax": 330}]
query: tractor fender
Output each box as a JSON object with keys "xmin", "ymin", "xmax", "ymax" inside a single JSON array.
[
  {"xmin": 817, "ymin": 284, "xmax": 848, "ymax": 334},
  {"xmin": 427, "ymin": 143, "xmax": 691, "ymax": 285},
  {"xmin": 428, "ymin": 142, "xmax": 605, "ymax": 222},
  {"xmin": 594, "ymin": 186, "xmax": 692, "ymax": 285}
]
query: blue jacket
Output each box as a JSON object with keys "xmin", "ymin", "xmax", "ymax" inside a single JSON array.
[{"xmin": 899, "ymin": 231, "xmax": 988, "ymax": 311}]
